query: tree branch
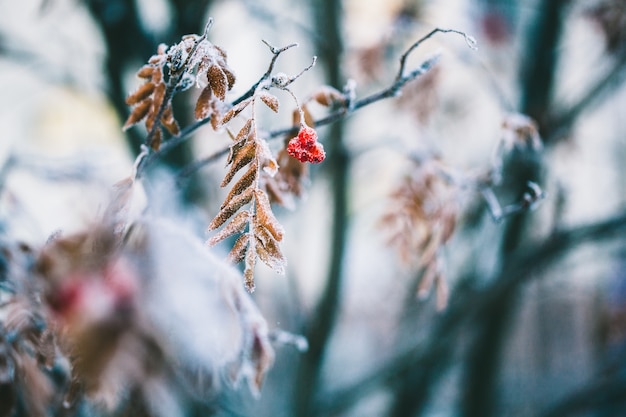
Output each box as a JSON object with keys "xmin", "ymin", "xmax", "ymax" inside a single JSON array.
[{"xmin": 315, "ymin": 209, "xmax": 626, "ymax": 416}]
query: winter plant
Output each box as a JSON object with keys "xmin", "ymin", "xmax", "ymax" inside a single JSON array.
[{"xmin": 0, "ymin": 18, "xmax": 547, "ymax": 417}]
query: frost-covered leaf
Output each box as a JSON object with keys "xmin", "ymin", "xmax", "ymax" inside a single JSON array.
[
  {"xmin": 123, "ymin": 98, "xmax": 152, "ymax": 130},
  {"xmin": 221, "ymin": 141, "xmax": 257, "ymax": 187},
  {"xmin": 208, "ymin": 64, "xmax": 228, "ymax": 101},
  {"xmin": 126, "ymin": 82, "xmax": 155, "ymax": 105},
  {"xmin": 206, "ymin": 211, "xmax": 249, "ymax": 246},
  {"xmin": 222, "ymin": 162, "xmax": 258, "ymax": 208},
  {"xmin": 222, "ymin": 99, "xmax": 252, "ymax": 125},
  {"xmin": 194, "ymin": 87, "xmax": 213, "ymax": 120},
  {"xmin": 209, "ymin": 188, "xmax": 254, "ymax": 230},
  {"xmin": 258, "ymin": 92, "xmax": 279, "ymax": 112},
  {"xmin": 227, "ymin": 234, "xmax": 250, "ymax": 264},
  {"xmin": 311, "ymin": 85, "xmax": 345, "ymax": 107},
  {"xmin": 254, "ymin": 189, "xmax": 284, "ymax": 241}
]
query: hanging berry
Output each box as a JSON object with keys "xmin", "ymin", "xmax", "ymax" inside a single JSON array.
[{"xmin": 287, "ymin": 125, "xmax": 326, "ymax": 164}]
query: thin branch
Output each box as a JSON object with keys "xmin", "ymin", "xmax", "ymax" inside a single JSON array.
[
  {"xmin": 547, "ymin": 49, "xmax": 626, "ymax": 143},
  {"xmin": 176, "ymin": 55, "xmax": 441, "ymax": 179},
  {"xmin": 397, "ymin": 28, "xmax": 477, "ymax": 80}
]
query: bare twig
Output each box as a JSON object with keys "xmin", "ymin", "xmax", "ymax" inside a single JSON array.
[
  {"xmin": 397, "ymin": 28, "xmax": 477, "ymax": 80},
  {"xmin": 177, "ymin": 54, "xmax": 441, "ymax": 179}
]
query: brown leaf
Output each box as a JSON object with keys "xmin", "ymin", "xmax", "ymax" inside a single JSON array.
[
  {"xmin": 221, "ymin": 141, "xmax": 257, "ymax": 187},
  {"xmin": 224, "ymin": 67, "xmax": 236, "ymax": 90},
  {"xmin": 207, "ymin": 210, "xmax": 250, "ymax": 246},
  {"xmin": 161, "ymin": 104, "xmax": 180, "ymax": 135},
  {"xmin": 258, "ymin": 92, "xmax": 279, "ymax": 113},
  {"xmin": 125, "ymin": 82, "xmax": 155, "ymax": 105},
  {"xmin": 222, "ymin": 99, "xmax": 253, "ymax": 125},
  {"xmin": 123, "ymin": 98, "xmax": 152, "ymax": 130},
  {"xmin": 151, "ymin": 128, "xmax": 162, "ymax": 150},
  {"xmin": 227, "ymin": 233, "xmax": 250, "ymax": 264},
  {"xmin": 244, "ymin": 247, "xmax": 256, "ymax": 292},
  {"xmin": 254, "ymin": 232, "xmax": 286, "ymax": 274},
  {"xmin": 136, "ymin": 65, "xmax": 154, "ymax": 79},
  {"xmin": 292, "ymin": 106, "xmax": 315, "ymax": 128},
  {"xmin": 208, "ymin": 188, "xmax": 254, "ymax": 230},
  {"xmin": 256, "ymin": 234, "xmax": 287, "ymax": 275},
  {"xmin": 222, "ymin": 162, "xmax": 258, "ymax": 209},
  {"xmin": 312, "ymin": 86, "xmax": 345, "ymax": 107},
  {"xmin": 208, "ymin": 64, "xmax": 228, "ymax": 101},
  {"xmin": 254, "ymin": 189, "xmax": 284, "ymax": 241},
  {"xmin": 236, "ymin": 119, "xmax": 253, "ymax": 143},
  {"xmin": 194, "ymin": 86, "xmax": 213, "ymax": 120}
]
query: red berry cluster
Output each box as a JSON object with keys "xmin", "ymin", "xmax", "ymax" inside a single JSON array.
[{"xmin": 287, "ymin": 125, "xmax": 326, "ymax": 164}]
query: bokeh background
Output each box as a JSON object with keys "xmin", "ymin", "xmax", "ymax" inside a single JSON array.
[{"xmin": 1, "ymin": 0, "xmax": 626, "ymax": 416}]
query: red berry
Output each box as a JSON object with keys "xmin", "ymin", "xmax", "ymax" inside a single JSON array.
[{"xmin": 287, "ymin": 125, "xmax": 326, "ymax": 164}]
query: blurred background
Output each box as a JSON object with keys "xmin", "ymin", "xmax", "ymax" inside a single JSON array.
[{"xmin": 1, "ymin": 0, "xmax": 626, "ymax": 416}]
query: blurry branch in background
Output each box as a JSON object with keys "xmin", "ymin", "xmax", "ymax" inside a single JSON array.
[
  {"xmin": 547, "ymin": 47, "xmax": 626, "ymax": 143},
  {"xmin": 315, "ymin": 208, "xmax": 626, "ymax": 417}
]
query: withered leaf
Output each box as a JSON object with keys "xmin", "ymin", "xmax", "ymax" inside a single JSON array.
[
  {"xmin": 228, "ymin": 135, "xmax": 249, "ymax": 165},
  {"xmin": 244, "ymin": 247, "xmax": 257, "ymax": 292},
  {"xmin": 208, "ymin": 188, "xmax": 254, "ymax": 230},
  {"xmin": 224, "ymin": 67, "xmax": 236, "ymax": 90},
  {"xmin": 125, "ymin": 82, "xmax": 155, "ymax": 105},
  {"xmin": 195, "ymin": 86, "xmax": 213, "ymax": 120},
  {"xmin": 259, "ymin": 92, "xmax": 279, "ymax": 113},
  {"xmin": 312, "ymin": 86, "xmax": 345, "ymax": 107},
  {"xmin": 123, "ymin": 98, "xmax": 152, "ymax": 130},
  {"xmin": 254, "ymin": 189, "xmax": 284, "ymax": 241},
  {"xmin": 222, "ymin": 162, "xmax": 258, "ymax": 209},
  {"xmin": 208, "ymin": 64, "xmax": 228, "ymax": 101},
  {"xmin": 207, "ymin": 210, "xmax": 250, "ymax": 246},
  {"xmin": 222, "ymin": 99, "xmax": 253, "ymax": 125},
  {"xmin": 236, "ymin": 119, "xmax": 253, "ymax": 143},
  {"xmin": 227, "ymin": 233, "xmax": 250, "ymax": 264},
  {"xmin": 255, "ymin": 235, "xmax": 286, "ymax": 274},
  {"xmin": 136, "ymin": 64, "xmax": 154, "ymax": 79},
  {"xmin": 161, "ymin": 104, "xmax": 180, "ymax": 135},
  {"xmin": 292, "ymin": 106, "xmax": 315, "ymax": 128},
  {"xmin": 221, "ymin": 141, "xmax": 257, "ymax": 187},
  {"xmin": 151, "ymin": 128, "xmax": 162, "ymax": 150}
]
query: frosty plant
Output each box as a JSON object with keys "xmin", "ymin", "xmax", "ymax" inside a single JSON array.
[{"xmin": 122, "ymin": 22, "xmax": 495, "ymax": 294}]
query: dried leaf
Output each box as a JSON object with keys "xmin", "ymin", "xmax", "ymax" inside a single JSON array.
[
  {"xmin": 292, "ymin": 106, "xmax": 315, "ymax": 128},
  {"xmin": 207, "ymin": 211, "xmax": 250, "ymax": 246},
  {"xmin": 254, "ymin": 189, "xmax": 284, "ymax": 241},
  {"xmin": 312, "ymin": 86, "xmax": 345, "ymax": 107},
  {"xmin": 254, "ymin": 233, "xmax": 286, "ymax": 274},
  {"xmin": 161, "ymin": 104, "xmax": 180, "ymax": 135},
  {"xmin": 222, "ymin": 99, "xmax": 252, "ymax": 125},
  {"xmin": 151, "ymin": 128, "xmax": 162, "ymax": 151},
  {"xmin": 227, "ymin": 233, "xmax": 250, "ymax": 264},
  {"xmin": 208, "ymin": 64, "xmax": 228, "ymax": 100},
  {"xmin": 222, "ymin": 162, "xmax": 258, "ymax": 209},
  {"xmin": 224, "ymin": 67, "xmax": 236, "ymax": 89},
  {"xmin": 259, "ymin": 92, "xmax": 279, "ymax": 113},
  {"xmin": 126, "ymin": 82, "xmax": 155, "ymax": 105},
  {"xmin": 208, "ymin": 188, "xmax": 254, "ymax": 230},
  {"xmin": 195, "ymin": 86, "xmax": 213, "ymax": 120},
  {"xmin": 236, "ymin": 119, "xmax": 253, "ymax": 143},
  {"xmin": 123, "ymin": 98, "xmax": 152, "ymax": 130},
  {"xmin": 136, "ymin": 64, "xmax": 154, "ymax": 79},
  {"xmin": 221, "ymin": 141, "xmax": 257, "ymax": 187},
  {"xmin": 244, "ymin": 247, "xmax": 256, "ymax": 292},
  {"xmin": 153, "ymin": 82, "xmax": 166, "ymax": 109}
]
